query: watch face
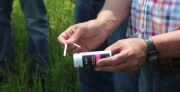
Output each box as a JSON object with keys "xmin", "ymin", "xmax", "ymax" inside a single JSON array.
[
  {"xmin": 148, "ymin": 54, "xmax": 158, "ymax": 62},
  {"xmin": 144, "ymin": 38, "xmax": 159, "ymax": 62}
]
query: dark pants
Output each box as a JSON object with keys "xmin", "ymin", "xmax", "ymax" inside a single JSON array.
[
  {"xmin": 74, "ymin": 0, "xmax": 140, "ymax": 92},
  {"xmin": 0, "ymin": 0, "xmax": 49, "ymax": 77}
]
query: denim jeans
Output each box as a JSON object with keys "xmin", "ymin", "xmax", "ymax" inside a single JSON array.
[
  {"xmin": 75, "ymin": 0, "xmax": 139, "ymax": 92},
  {"xmin": 0, "ymin": 0, "xmax": 49, "ymax": 76},
  {"xmin": 139, "ymin": 63, "xmax": 180, "ymax": 92}
]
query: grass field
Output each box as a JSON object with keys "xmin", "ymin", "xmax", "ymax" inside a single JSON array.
[{"xmin": 0, "ymin": 0, "xmax": 78, "ymax": 92}]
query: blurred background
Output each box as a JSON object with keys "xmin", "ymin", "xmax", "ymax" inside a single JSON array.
[{"xmin": 0, "ymin": 0, "xmax": 78, "ymax": 92}]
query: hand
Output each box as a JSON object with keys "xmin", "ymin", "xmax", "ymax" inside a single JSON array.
[
  {"xmin": 57, "ymin": 20, "xmax": 109, "ymax": 55},
  {"xmin": 95, "ymin": 38, "xmax": 147, "ymax": 73}
]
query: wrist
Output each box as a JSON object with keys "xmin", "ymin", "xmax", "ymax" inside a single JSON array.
[
  {"xmin": 144, "ymin": 38, "xmax": 159, "ymax": 63},
  {"xmin": 96, "ymin": 17, "xmax": 119, "ymax": 36}
]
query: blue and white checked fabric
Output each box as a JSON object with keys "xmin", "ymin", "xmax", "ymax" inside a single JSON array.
[{"xmin": 127, "ymin": 0, "xmax": 180, "ymax": 38}]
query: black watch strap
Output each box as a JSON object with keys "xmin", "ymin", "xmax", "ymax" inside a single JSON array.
[{"xmin": 144, "ymin": 38, "xmax": 159, "ymax": 62}]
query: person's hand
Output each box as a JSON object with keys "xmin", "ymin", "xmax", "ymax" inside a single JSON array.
[
  {"xmin": 95, "ymin": 38, "xmax": 147, "ymax": 73},
  {"xmin": 57, "ymin": 20, "xmax": 109, "ymax": 55}
]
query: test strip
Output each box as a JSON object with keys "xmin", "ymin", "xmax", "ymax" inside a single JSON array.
[
  {"xmin": 63, "ymin": 43, "xmax": 67, "ymax": 56},
  {"xmin": 73, "ymin": 43, "xmax": 81, "ymax": 48}
]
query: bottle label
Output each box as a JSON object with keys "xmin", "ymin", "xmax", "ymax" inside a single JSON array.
[{"xmin": 82, "ymin": 53, "xmax": 110, "ymax": 67}]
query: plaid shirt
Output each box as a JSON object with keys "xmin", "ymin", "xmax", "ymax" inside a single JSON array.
[{"xmin": 127, "ymin": 0, "xmax": 180, "ymax": 38}]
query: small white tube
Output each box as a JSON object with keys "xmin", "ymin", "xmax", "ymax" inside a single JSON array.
[
  {"xmin": 63, "ymin": 43, "xmax": 67, "ymax": 56},
  {"xmin": 63, "ymin": 43, "xmax": 80, "ymax": 57},
  {"xmin": 73, "ymin": 43, "xmax": 81, "ymax": 48}
]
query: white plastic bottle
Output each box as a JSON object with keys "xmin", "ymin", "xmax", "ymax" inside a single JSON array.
[{"xmin": 73, "ymin": 51, "xmax": 111, "ymax": 67}]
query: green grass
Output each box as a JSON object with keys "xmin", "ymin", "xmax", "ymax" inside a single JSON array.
[{"xmin": 0, "ymin": 0, "xmax": 78, "ymax": 92}]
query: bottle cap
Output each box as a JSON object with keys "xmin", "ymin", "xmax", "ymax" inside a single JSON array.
[{"xmin": 73, "ymin": 53, "xmax": 83, "ymax": 67}]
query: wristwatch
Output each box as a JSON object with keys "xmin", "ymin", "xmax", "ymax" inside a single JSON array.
[{"xmin": 144, "ymin": 38, "xmax": 159, "ymax": 62}]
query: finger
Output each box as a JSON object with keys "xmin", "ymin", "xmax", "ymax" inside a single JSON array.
[
  {"xmin": 95, "ymin": 62, "xmax": 128, "ymax": 72},
  {"xmin": 68, "ymin": 47, "xmax": 81, "ymax": 55},
  {"xmin": 95, "ymin": 66, "xmax": 117, "ymax": 72},
  {"xmin": 96, "ymin": 51, "xmax": 127, "ymax": 66},
  {"xmin": 57, "ymin": 32, "xmax": 67, "ymax": 46},
  {"xmin": 66, "ymin": 26, "xmax": 85, "ymax": 44},
  {"xmin": 105, "ymin": 41, "xmax": 122, "ymax": 54},
  {"xmin": 67, "ymin": 43, "xmax": 77, "ymax": 51},
  {"xmin": 57, "ymin": 26, "xmax": 76, "ymax": 45},
  {"xmin": 96, "ymin": 57, "xmax": 114, "ymax": 66}
]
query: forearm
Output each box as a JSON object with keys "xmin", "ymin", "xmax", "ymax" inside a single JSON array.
[
  {"xmin": 151, "ymin": 30, "xmax": 180, "ymax": 59},
  {"xmin": 96, "ymin": 0, "xmax": 132, "ymax": 36}
]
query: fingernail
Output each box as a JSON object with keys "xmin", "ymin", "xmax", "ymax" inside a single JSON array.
[{"xmin": 66, "ymin": 40, "xmax": 70, "ymax": 43}]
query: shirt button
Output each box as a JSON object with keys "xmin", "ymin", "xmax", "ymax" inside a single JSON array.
[{"xmin": 141, "ymin": 28, "xmax": 145, "ymax": 33}]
